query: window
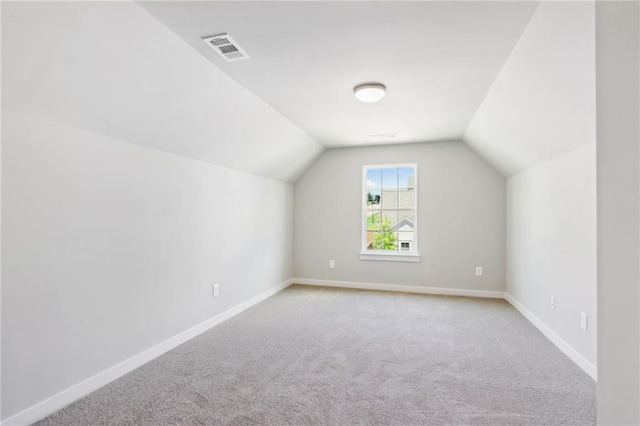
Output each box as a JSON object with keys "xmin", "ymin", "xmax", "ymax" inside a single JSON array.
[{"xmin": 361, "ymin": 164, "xmax": 420, "ymax": 262}]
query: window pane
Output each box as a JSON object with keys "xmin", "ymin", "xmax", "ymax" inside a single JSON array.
[
  {"xmin": 366, "ymin": 231, "xmax": 379, "ymax": 251},
  {"xmin": 398, "ymin": 209, "xmax": 415, "ymax": 222},
  {"xmin": 363, "ymin": 165, "xmax": 417, "ymax": 255},
  {"xmin": 381, "ymin": 210, "xmax": 398, "ymax": 226},
  {"xmin": 366, "ymin": 168, "xmax": 382, "ymax": 188},
  {"xmin": 366, "ymin": 188, "xmax": 381, "ymax": 208},
  {"xmin": 382, "ymin": 168, "xmax": 398, "ymax": 189},
  {"xmin": 397, "ymin": 210, "xmax": 415, "ymax": 250},
  {"xmin": 398, "ymin": 187, "xmax": 415, "ymax": 209},
  {"xmin": 381, "ymin": 189, "xmax": 398, "ymax": 209},
  {"xmin": 399, "ymin": 167, "xmax": 415, "ymax": 189},
  {"xmin": 366, "ymin": 211, "xmax": 381, "ymax": 231},
  {"xmin": 376, "ymin": 211, "xmax": 398, "ymax": 251}
]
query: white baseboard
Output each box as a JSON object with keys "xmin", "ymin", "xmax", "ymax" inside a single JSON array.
[
  {"xmin": 3, "ymin": 280, "xmax": 596, "ymax": 425},
  {"xmin": 504, "ymin": 292, "xmax": 597, "ymax": 381},
  {"xmin": 292, "ymin": 278, "xmax": 505, "ymax": 299},
  {"xmin": 1, "ymin": 279, "xmax": 293, "ymax": 426}
]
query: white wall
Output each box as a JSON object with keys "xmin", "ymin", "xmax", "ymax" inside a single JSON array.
[
  {"xmin": 506, "ymin": 144, "xmax": 597, "ymax": 374},
  {"xmin": 1, "ymin": 2, "xmax": 320, "ymax": 420},
  {"xmin": 1, "ymin": 109, "xmax": 294, "ymax": 420},
  {"xmin": 293, "ymin": 142, "xmax": 505, "ymax": 293},
  {"xmin": 464, "ymin": 1, "xmax": 595, "ymax": 177},
  {"xmin": 596, "ymin": 1, "xmax": 640, "ymax": 423}
]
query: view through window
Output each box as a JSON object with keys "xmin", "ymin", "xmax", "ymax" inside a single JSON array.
[{"xmin": 363, "ymin": 164, "xmax": 417, "ymax": 254}]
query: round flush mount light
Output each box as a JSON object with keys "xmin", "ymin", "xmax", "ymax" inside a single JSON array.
[{"xmin": 353, "ymin": 83, "xmax": 386, "ymax": 103}]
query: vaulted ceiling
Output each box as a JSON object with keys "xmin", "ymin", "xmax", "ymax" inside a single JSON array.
[
  {"xmin": 464, "ymin": 1, "xmax": 595, "ymax": 176},
  {"xmin": 2, "ymin": 2, "xmax": 324, "ymax": 183},
  {"xmin": 2, "ymin": 1, "xmax": 596, "ymax": 180},
  {"xmin": 139, "ymin": 1, "xmax": 539, "ymax": 148}
]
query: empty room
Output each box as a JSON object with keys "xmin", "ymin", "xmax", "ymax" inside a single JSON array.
[{"xmin": 1, "ymin": 1, "xmax": 639, "ymax": 425}]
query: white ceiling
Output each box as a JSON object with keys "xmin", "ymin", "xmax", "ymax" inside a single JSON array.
[
  {"xmin": 3, "ymin": 1, "xmax": 596, "ymax": 181},
  {"xmin": 2, "ymin": 2, "xmax": 324, "ymax": 183},
  {"xmin": 464, "ymin": 1, "xmax": 596, "ymax": 176},
  {"xmin": 139, "ymin": 1, "xmax": 539, "ymax": 148}
]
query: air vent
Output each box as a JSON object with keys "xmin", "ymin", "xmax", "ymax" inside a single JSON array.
[
  {"xmin": 368, "ymin": 133, "xmax": 398, "ymax": 139},
  {"xmin": 202, "ymin": 33, "xmax": 249, "ymax": 62}
]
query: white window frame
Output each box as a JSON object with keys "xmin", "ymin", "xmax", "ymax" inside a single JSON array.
[{"xmin": 360, "ymin": 163, "xmax": 420, "ymax": 262}]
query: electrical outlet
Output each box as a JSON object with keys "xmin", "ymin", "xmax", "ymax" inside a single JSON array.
[
  {"xmin": 329, "ymin": 260, "xmax": 335, "ymax": 269},
  {"xmin": 475, "ymin": 267, "xmax": 483, "ymax": 277},
  {"xmin": 213, "ymin": 284, "xmax": 219, "ymax": 297},
  {"xmin": 580, "ymin": 312, "xmax": 588, "ymax": 331},
  {"xmin": 550, "ymin": 295, "xmax": 555, "ymax": 310}
]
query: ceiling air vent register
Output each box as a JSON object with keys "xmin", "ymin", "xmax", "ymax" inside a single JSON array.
[{"xmin": 202, "ymin": 33, "xmax": 249, "ymax": 62}]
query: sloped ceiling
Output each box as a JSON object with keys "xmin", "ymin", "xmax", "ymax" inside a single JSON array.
[
  {"xmin": 1, "ymin": 2, "xmax": 324, "ymax": 183},
  {"xmin": 463, "ymin": 1, "xmax": 596, "ymax": 176},
  {"xmin": 139, "ymin": 1, "xmax": 539, "ymax": 148},
  {"xmin": 2, "ymin": 1, "xmax": 596, "ymax": 180}
]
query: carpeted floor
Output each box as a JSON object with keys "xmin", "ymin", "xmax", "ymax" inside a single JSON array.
[{"xmin": 37, "ymin": 284, "xmax": 596, "ymax": 425}]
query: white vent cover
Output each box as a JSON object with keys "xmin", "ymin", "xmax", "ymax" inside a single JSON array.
[
  {"xmin": 368, "ymin": 133, "xmax": 397, "ymax": 139},
  {"xmin": 202, "ymin": 33, "xmax": 249, "ymax": 62}
]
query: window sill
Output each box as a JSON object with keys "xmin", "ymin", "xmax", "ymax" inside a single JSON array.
[{"xmin": 359, "ymin": 252, "xmax": 421, "ymax": 263}]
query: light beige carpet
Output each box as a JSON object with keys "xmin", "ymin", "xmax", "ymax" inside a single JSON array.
[{"xmin": 37, "ymin": 284, "xmax": 596, "ymax": 425}]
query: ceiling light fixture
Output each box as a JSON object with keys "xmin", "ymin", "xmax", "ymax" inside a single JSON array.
[{"xmin": 353, "ymin": 83, "xmax": 386, "ymax": 103}]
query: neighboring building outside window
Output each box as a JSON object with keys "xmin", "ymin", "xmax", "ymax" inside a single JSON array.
[{"xmin": 361, "ymin": 164, "xmax": 420, "ymax": 262}]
